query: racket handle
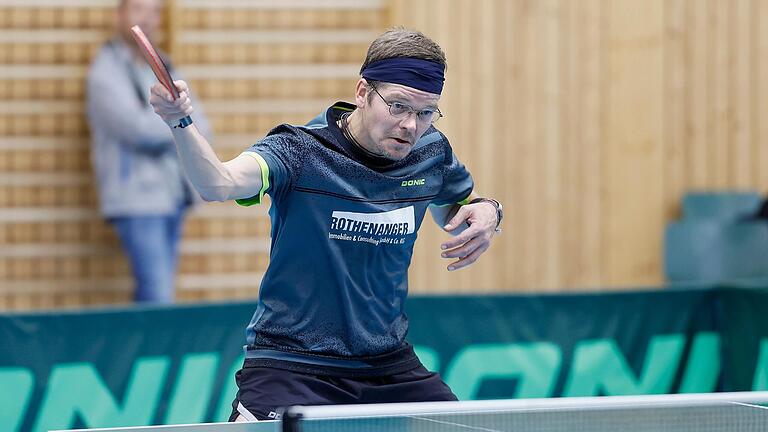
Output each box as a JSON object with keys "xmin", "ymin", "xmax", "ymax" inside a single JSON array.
[{"xmin": 172, "ymin": 116, "xmax": 194, "ymax": 129}]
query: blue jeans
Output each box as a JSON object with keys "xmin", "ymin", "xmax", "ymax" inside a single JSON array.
[{"xmin": 112, "ymin": 208, "xmax": 185, "ymax": 303}]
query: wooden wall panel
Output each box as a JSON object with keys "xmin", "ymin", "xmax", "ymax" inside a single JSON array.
[
  {"xmin": 392, "ymin": 0, "xmax": 768, "ymax": 293},
  {"xmin": 664, "ymin": 0, "xmax": 686, "ymax": 222},
  {"xmin": 0, "ymin": 0, "xmax": 385, "ymax": 310},
  {"xmin": 601, "ymin": 0, "xmax": 665, "ymax": 286},
  {"xmin": 1, "ymin": 0, "xmax": 767, "ymax": 309},
  {"xmin": 759, "ymin": 1, "xmax": 768, "ymax": 189},
  {"xmin": 392, "ymin": 0, "xmax": 611, "ymax": 292},
  {"xmin": 0, "ymin": 6, "xmax": 112, "ymax": 29},
  {"xmin": 178, "ymin": 9, "xmax": 382, "ymax": 30}
]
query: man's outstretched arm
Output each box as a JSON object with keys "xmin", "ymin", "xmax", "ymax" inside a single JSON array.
[{"xmin": 149, "ymin": 80, "xmax": 263, "ymax": 202}]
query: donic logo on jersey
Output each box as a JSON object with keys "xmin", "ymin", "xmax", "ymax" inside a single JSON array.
[
  {"xmin": 401, "ymin": 178, "xmax": 426, "ymax": 187},
  {"xmin": 328, "ymin": 206, "xmax": 415, "ymax": 246}
]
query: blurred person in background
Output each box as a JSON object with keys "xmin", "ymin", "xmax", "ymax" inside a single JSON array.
[
  {"xmin": 86, "ymin": 0, "xmax": 212, "ymax": 303},
  {"xmin": 150, "ymin": 28, "xmax": 503, "ymax": 420}
]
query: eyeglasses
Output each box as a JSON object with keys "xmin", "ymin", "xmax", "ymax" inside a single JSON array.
[{"xmin": 370, "ymin": 85, "xmax": 443, "ymax": 124}]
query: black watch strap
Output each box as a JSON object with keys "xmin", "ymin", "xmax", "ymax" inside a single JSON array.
[{"xmin": 172, "ymin": 116, "xmax": 193, "ymax": 129}]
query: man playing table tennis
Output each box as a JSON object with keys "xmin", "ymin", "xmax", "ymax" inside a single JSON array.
[{"xmin": 149, "ymin": 27, "xmax": 503, "ymax": 421}]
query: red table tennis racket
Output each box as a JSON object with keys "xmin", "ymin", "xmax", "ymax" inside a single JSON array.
[{"xmin": 130, "ymin": 25, "xmax": 192, "ymax": 128}]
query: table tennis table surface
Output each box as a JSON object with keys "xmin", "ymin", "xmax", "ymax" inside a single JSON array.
[{"xmin": 52, "ymin": 392, "xmax": 768, "ymax": 432}]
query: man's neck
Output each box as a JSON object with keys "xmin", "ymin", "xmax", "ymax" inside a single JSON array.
[{"xmin": 344, "ymin": 110, "xmax": 382, "ymax": 157}]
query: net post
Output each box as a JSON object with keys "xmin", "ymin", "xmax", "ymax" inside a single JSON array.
[{"xmin": 279, "ymin": 406, "xmax": 303, "ymax": 432}]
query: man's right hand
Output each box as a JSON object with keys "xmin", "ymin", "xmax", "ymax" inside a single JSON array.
[{"xmin": 149, "ymin": 80, "xmax": 195, "ymax": 127}]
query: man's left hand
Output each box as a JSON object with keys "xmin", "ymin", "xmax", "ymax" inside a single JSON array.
[{"xmin": 440, "ymin": 202, "xmax": 498, "ymax": 271}]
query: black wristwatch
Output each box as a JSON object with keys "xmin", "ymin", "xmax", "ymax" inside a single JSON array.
[
  {"xmin": 469, "ymin": 197, "xmax": 503, "ymax": 233},
  {"xmin": 171, "ymin": 116, "xmax": 193, "ymax": 129}
]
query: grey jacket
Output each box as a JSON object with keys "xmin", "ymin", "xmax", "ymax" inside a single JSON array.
[{"xmin": 86, "ymin": 38, "xmax": 212, "ymax": 218}]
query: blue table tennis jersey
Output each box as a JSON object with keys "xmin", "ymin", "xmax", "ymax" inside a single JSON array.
[{"xmin": 238, "ymin": 102, "xmax": 473, "ymax": 372}]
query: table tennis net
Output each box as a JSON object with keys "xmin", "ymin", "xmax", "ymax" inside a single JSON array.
[{"xmin": 280, "ymin": 392, "xmax": 768, "ymax": 432}]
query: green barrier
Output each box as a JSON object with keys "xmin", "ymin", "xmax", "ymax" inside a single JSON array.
[{"xmin": 2, "ymin": 286, "xmax": 768, "ymax": 431}]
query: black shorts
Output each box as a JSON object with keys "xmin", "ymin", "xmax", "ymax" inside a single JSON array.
[{"xmin": 228, "ymin": 364, "xmax": 458, "ymax": 421}]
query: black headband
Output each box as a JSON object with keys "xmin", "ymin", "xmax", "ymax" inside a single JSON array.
[{"xmin": 361, "ymin": 57, "xmax": 445, "ymax": 95}]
